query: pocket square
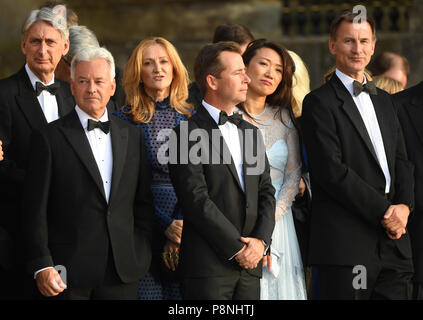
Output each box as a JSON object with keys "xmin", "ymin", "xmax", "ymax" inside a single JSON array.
[{"xmin": 269, "ymin": 248, "xmax": 282, "ymax": 278}]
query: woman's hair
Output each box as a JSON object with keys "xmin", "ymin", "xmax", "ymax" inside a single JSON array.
[
  {"xmin": 288, "ymin": 50, "xmax": 310, "ymax": 118},
  {"xmin": 240, "ymin": 39, "xmax": 296, "ymax": 125},
  {"xmin": 123, "ymin": 37, "xmax": 192, "ymax": 123},
  {"xmin": 323, "ymin": 66, "xmax": 337, "ymax": 83},
  {"xmin": 373, "ymin": 75, "xmax": 404, "ymax": 94}
]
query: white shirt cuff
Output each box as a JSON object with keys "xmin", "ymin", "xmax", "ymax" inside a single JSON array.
[{"xmin": 34, "ymin": 266, "xmax": 54, "ymax": 279}]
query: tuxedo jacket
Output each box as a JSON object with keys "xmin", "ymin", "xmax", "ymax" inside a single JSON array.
[
  {"xmin": 168, "ymin": 104, "xmax": 275, "ymax": 279},
  {"xmin": 301, "ymin": 74, "xmax": 414, "ymax": 267},
  {"xmin": 394, "ymin": 82, "xmax": 423, "ymax": 282},
  {"xmin": 0, "ymin": 67, "xmax": 74, "ymax": 270},
  {"xmin": 22, "ymin": 110, "xmax": 154, "ymax": 288}
]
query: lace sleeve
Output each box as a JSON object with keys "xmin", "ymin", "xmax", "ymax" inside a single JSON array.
[{"xmin": 275, "ymin": 121, "xmax": 302, "ymax": 221}]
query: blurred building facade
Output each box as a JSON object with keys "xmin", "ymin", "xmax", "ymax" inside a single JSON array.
[{"xmin": 1, "ymin": 0, "xmax": 422, "ymax": 90}]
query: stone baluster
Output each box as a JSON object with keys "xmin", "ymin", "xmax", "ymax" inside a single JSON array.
[{"xmin": 281, "ymin": 0, "xmax": 293, "ymax": 36}]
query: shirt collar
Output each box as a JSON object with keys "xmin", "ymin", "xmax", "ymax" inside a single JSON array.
[
  {"xmin": 25, "ymin": 63, "xmax": 55, "ymax": 91},
  {"xmin": 202, "ymin": 99, "xmax": 234, "ymax": 125},
  {"xmin": 335, "ymin": 68, "xmax": 367, "ymax": 97},
  {"xmin": 75, "ymin": 105, "xmax": 109, "ymax": 131}
]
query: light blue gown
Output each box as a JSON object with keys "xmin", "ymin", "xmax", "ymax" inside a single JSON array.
[{"xmin": 239, "ymin": 106, "xmax": 307, "ymax": 300}]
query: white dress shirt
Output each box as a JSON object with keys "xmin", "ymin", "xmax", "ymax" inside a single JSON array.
[
  {"xmin": 25, "ymin": 64, "xmax": 59, "ymax": 123},
  {"xmin": 202, "ymin": 100, "xmax": 245, "ymax": 192},
  {"xmin": 336, "ymin": 69, "xmax": 391, "ymax": 193},
  {"xmin": 75, "ymin": 105, "xmax": 113, "ymax": 202},
  {"xmin": 202, "ymin": 100, "xmax": 248, "ymax": 261}
]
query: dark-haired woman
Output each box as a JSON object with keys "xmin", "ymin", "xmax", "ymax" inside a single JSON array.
[{"xmin": 236, "ymin": 39, "xmax": 307, "ymax": 299}]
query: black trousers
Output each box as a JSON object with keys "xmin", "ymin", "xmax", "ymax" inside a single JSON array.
[
  {"xmin": 316, "ymin": 238, "xmax": 413, "ymax": 300},
  {"xmin": 0, "ymin": 265, "xmax": 37, "ymax": 300},
  {"xmin": 182, "ymin": 269, "xmax": 260, "ymax": 300},
  {"xmin": 50, "ymin": 281, "xmax": 138, "ymax": 300},
  {"xmin": 412, "ymin": 282, "xmax": 423, "ymax": 300}
]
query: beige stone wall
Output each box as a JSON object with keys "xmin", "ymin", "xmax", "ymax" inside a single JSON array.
[
  {"xmin": 69, "ymin": 0, "xmax": 284, "ymax": 84},
  {"xmin": 1, "ymin": 0, "xmax": 422, "ymax": 89}
]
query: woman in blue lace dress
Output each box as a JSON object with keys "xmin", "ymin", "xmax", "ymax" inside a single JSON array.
[
  {"xmin": 114, "ymin": 37, "xmax": 192, "ymax": 300},
  {"xmin": 236, "ymin": 39, "xmax": 307, "ymax": 299}
]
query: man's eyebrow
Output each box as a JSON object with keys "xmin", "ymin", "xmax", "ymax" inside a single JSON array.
[{"xmin": 233, "ymin": 67, "xmax": 246, "ymax": 73}]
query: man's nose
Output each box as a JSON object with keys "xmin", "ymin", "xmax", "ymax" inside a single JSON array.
[
  {"xmin": 87, "ymin": 81, "xmax": 96, "ymax": 93},
  {"xmin": 244, "ymin": 73, "xmax": 251, "ymax": 84},
  {"xmin": 38, "ymin": 41, "xmax": 48, "ymax": 55}
]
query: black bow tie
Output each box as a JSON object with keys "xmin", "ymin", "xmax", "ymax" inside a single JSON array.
[
  {"xmin": 353, "ymin": 80, "xmax": 377, "ymax": 96},
  {"xmin": 87, "ymin": 119, "xmax": 110, "ymax": 134},
  {"xmin": 218, "ymin": 111, "xmax": 242, "ymax": 126},
  {"xmin": 35, "ymin": 81, "xmax": 60, "ymax": 96}
]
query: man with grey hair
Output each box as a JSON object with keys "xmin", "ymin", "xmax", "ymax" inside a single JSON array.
[
  {"xmin": 55, "ymin": 24, "xmax": 126, "ymax": 111},
  {"xmin": 55, "ymin": 25, "xmax": 100, "ymax": 83},
  {"xmin": 0, "ymin": 6, "xmax": 74, "ymax": 299},
  {"xmin": 22, "ymin": 46, "xmax": 154, "ymax": 299}
]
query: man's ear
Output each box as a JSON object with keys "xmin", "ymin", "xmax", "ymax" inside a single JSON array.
[
  {"xmin": 62, "ymin": 39, "xmax": 70, "ymax": 56},
  {"xmin": 70, "ymin": 78, "xmax": 75, "ymax": 96},
  {"xmin": 370, "ymin": 38, "xmax": 376, "ymax": 57},
  {"xmin": 21, "ymin": 36, "xmax": 27, "ymax": 56},
  {"xmin": 206, "ymin": 74, "xmax": 218, "ymax": 91},
  {"xmin": 110, "ymin": 78, "xmax": 116, "ymax": 96},
  {"xmin": 328, "ymin": 38, "xmax": 336, "ymax": 55}
]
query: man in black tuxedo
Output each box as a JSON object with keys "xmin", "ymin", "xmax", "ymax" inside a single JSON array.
[
  {"xmin": 22, "ymin": 47, "xmax": 154, "ymax": 299},
  {"xmin": 301, "ymin": 11, "xmax": 414, "ymax": 299},
  {"xmin": 168, "ymin": 42, "xmax": 275, "ymax": 300},
  {"xmin": 0, "ymin": 7, "xmax": 74, "ymax": 299},
  {"xmin": 394, "ymin": 82, "xmax": 423, "ymax": 299}
]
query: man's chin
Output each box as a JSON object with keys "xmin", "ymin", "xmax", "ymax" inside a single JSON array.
[
  {"xmin": 28, "ymin": 64, "xmax": 54, "ymax": 76},
  {"xmin": 237, "ymin": 94, "xmax": 248, "ymax": 103},
  {"xmin": 79, "ymin": 104, "xmax": 105, "ymax": 115}
]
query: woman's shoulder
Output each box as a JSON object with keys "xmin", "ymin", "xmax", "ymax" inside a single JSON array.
[
  {"xmin": 267, "ymin": 105, "xmax": 295, "ymax": 128},
  {"xmin": 281, "ymin": 107, "xmax": 292, "ymax": 120}
]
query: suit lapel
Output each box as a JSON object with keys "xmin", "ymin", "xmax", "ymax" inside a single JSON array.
[
  {"xmin": 16, "ymin": 68, "xmax": 75, "ymax": 128},
  {"xmin": 56, "ymin": 80, "xmax": 75, "ymax": 117},
  {"xmin": 59, "ymin": 110, "xmax": 107, "ymax": 201},
  {"xmin": 15, "ymin": 67, "xmax": 48, "ymax": 130},
  {"xmin": 238, "ymin": 120, "xmax": 254, "ymax": 193},
  {"xmin": 331, "ymin": 75, "xmax": 380, "ymax": 165},
  {"xmin": 238, "ymin": 120, "xmax": 258, "ymax": 233},
  {"xmin": 405, "ymin": 83, "xmax": 423, "ymax": 146},
  {"xmin": 109, "ymin": 116, "xmax": 128, "ymax": 204},
  {"xmin": 194, "ymin": 105, "xmax": 243, "ymax": 192}
]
